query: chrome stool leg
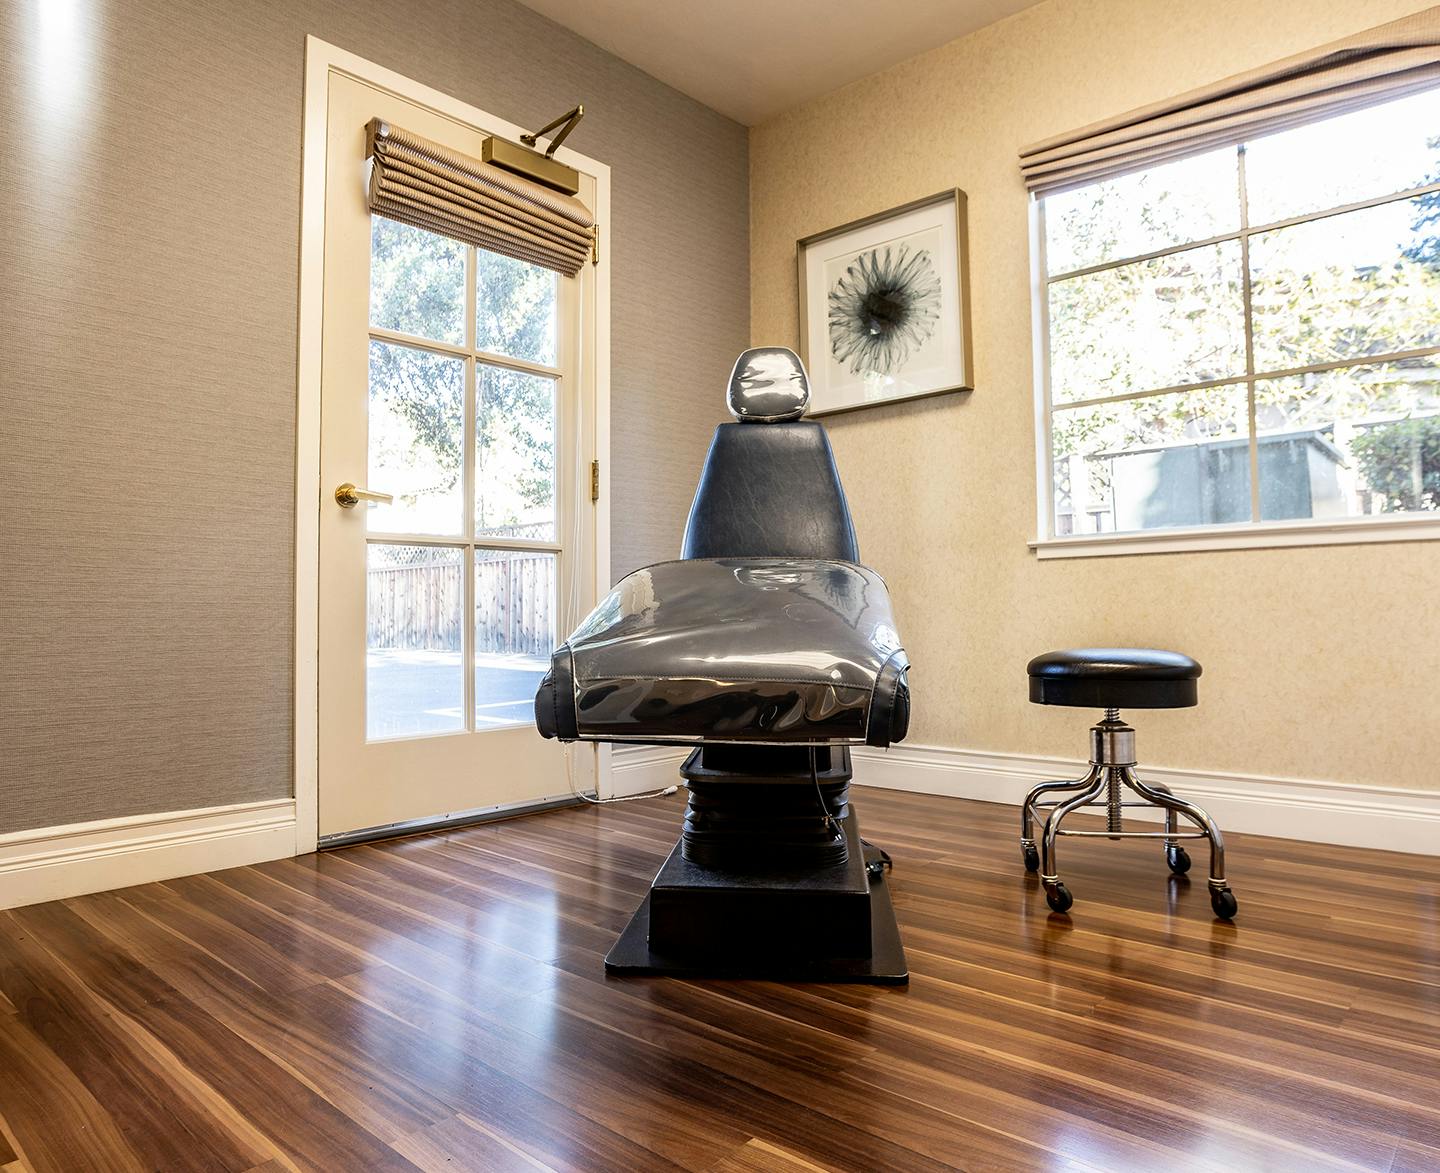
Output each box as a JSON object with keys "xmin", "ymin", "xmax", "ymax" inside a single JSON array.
[
  {"xmin": 1020, "ymin": 708, "xmax": 1238, "ymax": 919},
  {"xmin": 1039, "ymin": 776, "xmax": 1104, "ymax": 913},
  {"xmin": 1020, "ymin": 764, "xmax": 1100, "ymax": 873},
  {"xmin": 1124, "ymin": 769, "xmax": 1238, "ymax": 919},
  {"xmin": 1146, "ymin": 781, "xmax": 1189, "ymax": 874}
]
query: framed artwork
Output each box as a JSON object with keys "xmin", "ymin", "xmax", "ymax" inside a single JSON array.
[{"xmin": 797, "ymin": 189, "xmax": 972, "ymax": 416}]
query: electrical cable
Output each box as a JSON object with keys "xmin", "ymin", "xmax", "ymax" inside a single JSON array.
[
  {"xmin": 565, "ymin": 744, "xmax": 678, "ymax": 805},
  {"xmin": 549, "ymin": 293, "xmax": 680, "ymax": 808},
  {"xmin": 809, "ymin": 745, "xmax": 841, "ymax": 842}
]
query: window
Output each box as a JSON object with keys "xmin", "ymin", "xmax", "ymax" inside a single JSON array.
[
  {"xmin": 365, "ymin": 215, "xmax": 563, "ymax": 737},
  {"xmin": 1036, "ymin": 87, "xmax": 1440, "ymax": 547}
]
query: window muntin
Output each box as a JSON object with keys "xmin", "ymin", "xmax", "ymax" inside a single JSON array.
[{"xmin": 1039, "ymin": 89, "xmax": 1440, "ymax": 539}]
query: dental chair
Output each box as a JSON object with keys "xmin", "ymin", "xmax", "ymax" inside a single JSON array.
[{"xmin": 535, "ymin": 347, "xmax": 911, "ymax": 982}]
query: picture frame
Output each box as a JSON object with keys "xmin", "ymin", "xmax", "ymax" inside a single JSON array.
[{"xmin": 796, "ymin": 189, "xmax": 972, "ymax": 416}]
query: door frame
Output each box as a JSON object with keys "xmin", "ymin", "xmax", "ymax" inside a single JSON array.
[{"xmin": 293, "ymin": 36, "xmax": 611, "ymax": 854}]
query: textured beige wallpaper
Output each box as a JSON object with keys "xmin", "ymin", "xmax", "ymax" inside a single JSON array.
[
  {"xmin": 0, "ymin": 0, "xmax": 744, "ymax": 832},
  {"xmin": 751, "ymin": 0, "xmax": 1440, "ymax": 790}
]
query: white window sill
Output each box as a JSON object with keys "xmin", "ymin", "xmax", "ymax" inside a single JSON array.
[{"xmin": 1030, "ymin": 514, "xmax": 1440, "ymax": 559}]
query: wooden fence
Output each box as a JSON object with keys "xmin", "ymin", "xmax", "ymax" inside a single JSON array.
[
  {"xmin": 367, "ymin": 551, "xmax": 554, "ymax": 657},
  {"xmin": 476, "ymin": 553, "xmax": 554, "ymax": 656}
]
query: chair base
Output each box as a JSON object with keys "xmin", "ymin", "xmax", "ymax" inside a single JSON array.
[
  {"xmin": 1020, "ymin": 711, "xmax": 1238, "ymax": 920},
  {"xmin": 605, "ymin": 806, "xmax": 908, "ymax": 984}
]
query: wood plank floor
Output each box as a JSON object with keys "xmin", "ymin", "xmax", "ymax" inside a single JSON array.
[{"xmin": 1, "ymin": 787, "xmax": 1438, "ymax": 1172}]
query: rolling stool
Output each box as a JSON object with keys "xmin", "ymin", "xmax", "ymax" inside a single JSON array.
[{"xmin": 1020, "ymin": 649, "xmax": 1238, "ymax": 920}]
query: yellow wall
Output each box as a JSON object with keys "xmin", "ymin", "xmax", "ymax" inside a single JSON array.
[{"xmin": 750, "ymin": 0, "xmax": 1440, "ymax": 788}]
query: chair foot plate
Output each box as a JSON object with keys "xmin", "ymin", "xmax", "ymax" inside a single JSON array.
[{"xmin": 605, "ymin": 834, "xmax": 908, "ymax": 984}]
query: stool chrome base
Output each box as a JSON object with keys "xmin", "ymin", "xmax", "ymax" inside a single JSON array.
[{"xmin": 1019, "ymin": 710, "xmax": 1237, "ymax": 919}]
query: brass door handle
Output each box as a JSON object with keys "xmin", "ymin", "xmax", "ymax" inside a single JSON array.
[{"xmin": 334, "ymin": 482, "xmax": 394, "ymax": 509}]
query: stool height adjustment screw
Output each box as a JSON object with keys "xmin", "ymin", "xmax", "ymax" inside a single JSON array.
[{"xmin": 1106, "ymin": 768, "xmax": 1124, "ymax": 837}]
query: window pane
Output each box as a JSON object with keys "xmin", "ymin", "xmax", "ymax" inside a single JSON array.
[
  {"xmin": 475, "ymin": 550, "xmax": 556, "ymax": 729},
  {"xmin": 1044, "ymin": 148, "xmax": 1239, "ymax": 274},
  {"xmin": 1048, "ymin": 241, "xmax": 1245, "ymax": 404},
  {"xmin": 1249, "ymin": 194, "xmax": 1440, "ymax": 373},
  {"xmin": 1256, "ymin": 357, "xmax": 1440, "ymax": 520},
  {"xmin": 1245, "ymin": 88, "xmax": 1440, "ymax": 225},
  {"xmin": 476, "ymin": 248, "xmax": 558, "ymax": 366},
  {"xmin": 368, "ymin": 341, "xmax": 466, "ymax": 535},
  {"xmin": 476, "ymin": 365, "xmax": 556, "ymax": 541},
  {"xmin": 367, "ymin": 545, "xmax": 464, "ymax": 739},
  {"xmin": 1052, "ymin": 386, "xmax": 1250, "ymax": 535},
  {"xmin": 369, "ymin": 217, "xmax": 465, "ymax": 345}
]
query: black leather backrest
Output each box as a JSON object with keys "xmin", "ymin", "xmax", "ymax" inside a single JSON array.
[{"xmin": 680, "ymin": 422, "xmax": 860, "ymax": 561}]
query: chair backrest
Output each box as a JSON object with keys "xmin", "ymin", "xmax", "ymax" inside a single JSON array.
[{"xmin": 680, "ymin": 347, "xmax": 859, "ymax": 561}]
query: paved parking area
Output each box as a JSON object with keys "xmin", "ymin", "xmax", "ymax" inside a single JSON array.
[{"xmin": 365, "ymin": 649, "xmax": 546, "ymax": 738}]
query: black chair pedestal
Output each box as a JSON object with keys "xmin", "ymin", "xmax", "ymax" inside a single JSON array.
[
  {"xmin": 680, "ymin": 745, "xmax": 851, "ymax": 869},
  {"xmin": 604, "ymin": 746, "xmax": 907, "ymax": 983}
]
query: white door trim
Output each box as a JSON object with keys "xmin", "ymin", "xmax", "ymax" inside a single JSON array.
[{"xmin": 294, "ymin": 36, "xmax": 611, "ymax": 853}]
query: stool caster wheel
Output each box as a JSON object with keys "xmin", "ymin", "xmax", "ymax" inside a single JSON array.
[
  {"xmin": 1210, "ymin": 886, "xmax": 1238, "ymax": 920},
  {"xmin": 1166, "ymin": 845, "xmax": 1191, "ymax": 874},
  {"xmin": 1044, "ymin": 881, "xmax": 1073, "ymax": 914},
  {"xmin": 1022, "ymin": 843, "xmax": 1040, "ymax": 872}
]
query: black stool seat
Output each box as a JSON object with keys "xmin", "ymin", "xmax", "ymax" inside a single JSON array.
[{"xmin": 1028, "ymin": 648, "xmax": 1200, "ymax": 710}]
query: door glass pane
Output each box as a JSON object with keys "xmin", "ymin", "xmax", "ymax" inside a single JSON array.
[
  {"xmin": 1245, "ymin": 88, "xmax": 1440, "ymax": 225},
  {"xmin": 475, "ymin": 550, "xmax": 556, "ymax": 729},
  {"xmin": 369, "ymin": 217, "xmax": 465, "ymax": 345},
  {"xmin": 1256, "ymin": 357, "xmax": 1440, "ymax": 520},
  {"xmin": 368, "ymin": 340, "xmax": 465, "ymax": 535},
  {"xmin": 1045, "ymin": 147, "xmax": 1240, "ymax": 274},
  {"xmin": 1052, "ymin": 386, "xmax": 1251, "ymax": 535},
  {"xmin": 476, "ymin": 365, "xmax": 557, "ymax": 541},
  {"xmin": 1249, "ymin": 194, "xmax": 1440, "ymax": 374},
  {"xmin": 367, "ymin": 545, "xmax": 464, "ymax": 739},
  {"xmin": 1048, "ymin": 240, "xmax": 1245, "ymax": 404},
  {"xmin": 476, "ymin": 248, "xmax": 558, "ymax": 366}
]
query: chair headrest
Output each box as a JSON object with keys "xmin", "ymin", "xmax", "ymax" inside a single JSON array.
[{"xmin": 727, "ymin": 346, "xmax": 810, "ymax": 422}]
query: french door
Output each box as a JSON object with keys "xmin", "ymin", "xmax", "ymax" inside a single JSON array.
[{"xmin": 315, "ymin": 69, "xmax": 601, "ymax": 840}]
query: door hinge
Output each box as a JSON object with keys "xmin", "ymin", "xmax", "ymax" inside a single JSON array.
[
  {"xmin": 591, "ymin": 225, "xmax": 599, "ymax": 265},
  {"xmin": 590, "ymin": 459, "xmax": 600, "ymax": 502}
]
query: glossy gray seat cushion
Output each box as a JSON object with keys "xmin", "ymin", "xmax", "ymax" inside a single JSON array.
[{"xmin": 535, "ymin": 557, "xmax": 910, "ymax": 747}]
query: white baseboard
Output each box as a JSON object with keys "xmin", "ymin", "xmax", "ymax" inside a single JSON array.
[
  {"xmin": 0, "ymin": 798, "xmax": 298, "ymax": 911},
  {"xmin": 852, "ymin": 744, "xmax": 1440, "ymax": 855},
  {"xmin": 8, "ymin": 746, "xmax": 1420, "ymax": 913},
  {"xmin": 610, "ymin": 745, "xmax": 688, "ymax": 797}
]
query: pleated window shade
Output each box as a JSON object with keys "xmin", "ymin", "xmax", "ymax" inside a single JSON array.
[
  {"xmin": 366, "ymin": 119, "xmax": 594, "ymax": 276},
  {"xmin": 1020, "ymin": 6, "xmax": 1440, "ymax": 195}
]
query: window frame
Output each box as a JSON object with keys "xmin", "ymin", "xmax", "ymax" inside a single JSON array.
[{"xmin": 1030, "ymin": 115, "xmax": 1440, "ymax": 559}]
